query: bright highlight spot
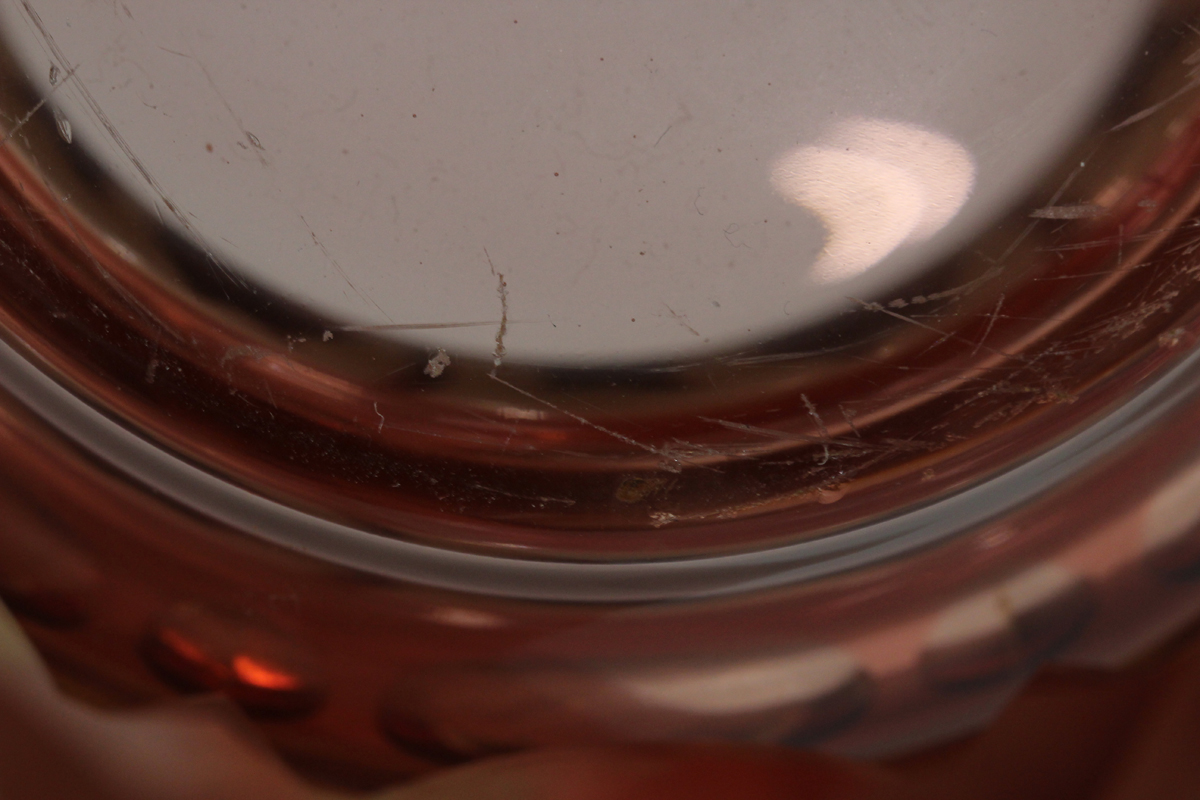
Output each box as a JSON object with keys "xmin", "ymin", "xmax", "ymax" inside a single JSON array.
[
  {"xmin": 231, "ymin": 654, "xmax": 303, "ymax": 691},
  {"xmin": 616, "ymin": 647, "xmax": 860, "ymax": 715},
  {"xmin": 772, "ymin": 118, "xmax": 976, "ymax": 284}
]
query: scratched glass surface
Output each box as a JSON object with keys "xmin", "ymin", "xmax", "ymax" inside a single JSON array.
[
  {"xmin": 0, "ymin": 0, "xmax": 1188, "ymax": 561},
  {"xmin": 5, "ymin": 0, "xmax": 1200, "ymax": 784},
  {"xmin": 0, "ymin": 1, "xmax": 1156, "ymax": 362}
]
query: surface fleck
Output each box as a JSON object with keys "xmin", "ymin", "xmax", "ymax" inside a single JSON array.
[
  {"xmin": 424, "ymin": 348, "xmax": 451, "ymax": 378},
  {"xmin": 52, "ymin": 108, "xmax": 71, "ymax": 143}
]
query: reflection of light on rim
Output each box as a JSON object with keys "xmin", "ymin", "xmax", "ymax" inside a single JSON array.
[
  {"xmin": 616, "ymin": 647, "xmax": 861, "ymax": 714},
  {"xmin": 771, "ymin": 118, "xmax": 976, "ymax": 284}
]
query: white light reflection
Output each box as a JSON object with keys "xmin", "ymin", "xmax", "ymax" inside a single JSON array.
[
  {"xmin": 772, "ymin": 118, "xmax": 976, "ymax": 284},
  {"xmin": 616, "ymin": 647, "xmax": 860, "ymax": 715}
]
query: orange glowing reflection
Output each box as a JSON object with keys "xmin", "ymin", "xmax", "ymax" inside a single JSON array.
[{"xmin": 231, "ymin": 654, "xmax": 303, "ymax": 691}]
